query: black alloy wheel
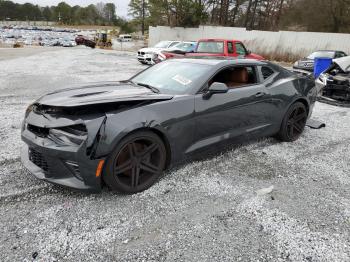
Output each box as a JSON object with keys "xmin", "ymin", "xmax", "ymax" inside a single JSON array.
[
  {"xmin": 277, "ymin": 102, "xmax": 308, "ymax": 142},
  {"xmin": 104, "ymin": 131, "xmax": 166, "ymax": 193}
]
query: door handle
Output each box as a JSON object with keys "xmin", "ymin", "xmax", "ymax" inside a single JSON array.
[{"xmin": 255, "ymin": 92, "xmax": 266, "ymax": 98}]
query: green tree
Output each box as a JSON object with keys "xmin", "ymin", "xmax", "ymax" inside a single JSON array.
[
  {"xmin": 129, "ymin": 0, "xmax": 149, "ymax": 35},
  {"xmin": 54, "ymin": 2, "xmax": 72, "ymax": 23},
  {"xmin": 42, "ymin": 6, "xmax": 52, "ymax": 21},
  {"xmin": 104, "ymin": 3, "xmax": 117, "ymax": 24}
]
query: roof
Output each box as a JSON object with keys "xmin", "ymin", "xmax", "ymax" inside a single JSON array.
[
  {"xmin": 168, "ymin": 57, "xmax": 267, "ymax": 66},
  {"xmin": 197, "ymin": 39, "xmax": 241, "ymax": 42}
]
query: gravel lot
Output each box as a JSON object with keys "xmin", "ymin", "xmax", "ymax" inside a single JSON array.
[{"xmin": 0, "ymin": 47, "xmax": 349, "ymax": 262}]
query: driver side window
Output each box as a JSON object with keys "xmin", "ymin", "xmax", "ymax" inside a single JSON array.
[
  {"xmin": 235, "ymin": 43, "xmax": 247, "ymax": 56},
  {"xmin": 209, "ymin": 66, "xmax": 258, "ymax": 89}
]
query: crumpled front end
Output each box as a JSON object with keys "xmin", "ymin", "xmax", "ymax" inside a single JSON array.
[
  {"xmin": 21, "ymin": 104, "xmax": 107, "ymax": 192},
  {"xmin": 316, "ymin": 58, "xmax": 350, "ymax": 105}
]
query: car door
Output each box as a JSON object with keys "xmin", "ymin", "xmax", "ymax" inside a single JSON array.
[{"xmin": 188, "ymin": 65, "xmax": 276, "ymax": 153}]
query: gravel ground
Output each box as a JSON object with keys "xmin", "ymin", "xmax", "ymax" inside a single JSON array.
[{"xmin": 0, "ymin": 47, "xmax": 349, "ymax": 262}]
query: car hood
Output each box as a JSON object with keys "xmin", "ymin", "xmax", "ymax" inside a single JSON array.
[
  {"xmin": 138, "ymin": 47, "xmax": 163, "ymax": 53},
  {"xmin": 36, "ymin": 82, "xmax": 173, "ymax": 107},
  {"xmin": 333, "ymin": 56, "xmax": 350, "ymax": 72}
]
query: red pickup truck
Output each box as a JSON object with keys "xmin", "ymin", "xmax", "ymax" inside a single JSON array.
[
  {"xmin": 188, "ymin": 39, "xmax": 264, "ymax": 60},
  {"xmin": 156, "ymin": 38, "xmax": 264, "ymax": 63}
]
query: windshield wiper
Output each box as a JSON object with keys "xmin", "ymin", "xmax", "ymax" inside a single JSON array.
[{"xmin": 135, "ymin": 82, "xmax": 160, "ymax": 94}]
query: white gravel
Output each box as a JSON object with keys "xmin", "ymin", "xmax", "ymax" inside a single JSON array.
[{"xmin": 0, "ymin": 47, "xmax": 349, "ymax": 261}]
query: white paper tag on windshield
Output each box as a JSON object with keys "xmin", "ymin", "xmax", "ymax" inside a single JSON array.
[{"xmin": 172, "ymin": 74, "xmax": 192, "ymax": 85}]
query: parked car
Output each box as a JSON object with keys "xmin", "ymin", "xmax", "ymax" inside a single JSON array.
[
  {"xmin": 316, "ymin": 56, "xmax": 350, "ymax": 104},
  {"xmin": 293, "ymin": 50, "xmax": 348, "ymax": 72},
  {"xmin": 187, "ymin": 39, "xmax": 264, "ymax": 60},
  {"xmin": 21, "ymin": 58, "xmax": 316, "ymax": 193},
  {"xmin": 155, "ymin": 41, "xmax": 197, "ymax": 63},
  {"xmin": 75, "ymin": 35, "xmax": 96, "ymax": 48},
  {"xmin": 137, "ymin": 40, "xmax": 181, "ymax": 64}
]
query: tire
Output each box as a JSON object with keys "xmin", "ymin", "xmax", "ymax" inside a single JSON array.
[
  {"xmin": 103, "ymin": 131, "xmax": 167, "ymax": 194},
  {"xmin": 277, "ymin": 102, "xmax": 308, "ymax": 142}
]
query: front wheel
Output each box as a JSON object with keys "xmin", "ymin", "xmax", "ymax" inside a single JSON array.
[
  {"xmin": 277, "ymin": 102, "xmax": 308, "ymax": 142},
  {"xmin": 103, "ymin": 131, "xmax": 167, "ymax": 193}
]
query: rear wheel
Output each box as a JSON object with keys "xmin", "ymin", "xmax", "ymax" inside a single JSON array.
[
  {"xmin": 277, "ymin": 102, "xmax": 308, "ymax": 142},
  {"xmin": 103, "ymin": 131, "xmax": 166, "ymax": 193}
]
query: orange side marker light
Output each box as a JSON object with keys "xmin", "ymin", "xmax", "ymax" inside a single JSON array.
[{"xmin": 96, "ymin": 160, "xmax": 105, "ymax": 177}]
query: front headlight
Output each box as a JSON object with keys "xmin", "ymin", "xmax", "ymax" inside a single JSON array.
[
  {"xmin": 25, "ymin": 104, "xmax": 34, "ymax": 118},
  {"xmin": 48, "ymin": 125, "xmax": 87, "ymax": 146}
]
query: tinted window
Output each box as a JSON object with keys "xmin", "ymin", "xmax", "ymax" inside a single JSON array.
[
  {"xmin": 235, "ymin": 43, "xmax": 247, "ymax": 56},
  {"xmin": 261, "ymin": 66, "xmax": 275, "ymax": 79},
  {"xmin": 132, "ymin": 61, "xmax": 212, "ymax": 94},
  {"xmin": 335, "ymin": 51, "xmax": 347, "ymax": 58},
  {"xmin": 197, "ymin": 41, "xmax": 224, "ymax": 53}
]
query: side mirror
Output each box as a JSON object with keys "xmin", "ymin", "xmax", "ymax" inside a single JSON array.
[
  {"xmin": 203, "ymin": 82, "xmax": 228, "ymax": 99},
  {"xmin": 247, "ymin": 50, "xmax": 252, "ymax": 55}
]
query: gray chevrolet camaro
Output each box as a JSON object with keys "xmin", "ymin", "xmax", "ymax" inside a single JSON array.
[{"xmin": 21, "ymin": 58, "xmax": 317, "ymax": 193}]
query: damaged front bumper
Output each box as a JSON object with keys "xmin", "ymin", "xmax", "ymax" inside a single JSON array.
[
  {"xmin": 316, "ymin": 73, "xmax": 350, "ymax": 105},
  {"xmin": 21, "ymin": 110, "xmax": 107, "ymax": 192}
]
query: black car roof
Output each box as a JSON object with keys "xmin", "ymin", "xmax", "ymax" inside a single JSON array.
[{"xmin": 169, "ymin": 57, "xmax": 268, "ymax": 67}]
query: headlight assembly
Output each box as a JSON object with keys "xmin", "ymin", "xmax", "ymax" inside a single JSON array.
[
  {"xmin": 25, "ymin": 104, "xmax": 34, "ymax": 118},
  {"xmin": 48, "ymin": 125, "xmax": 87, "ymax": 146}
]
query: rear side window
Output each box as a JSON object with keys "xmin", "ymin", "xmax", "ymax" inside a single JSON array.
[{"xmin": 261, "ymin": 66, "xmax": 275, "ymax": 80}]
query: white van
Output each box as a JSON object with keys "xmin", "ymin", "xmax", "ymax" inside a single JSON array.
[{"xmin": 118, "ymin": 34, "xmax": 132, "ymax": 42}]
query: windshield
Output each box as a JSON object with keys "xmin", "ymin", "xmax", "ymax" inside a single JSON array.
[
  {"xmin": 170, "ymin": 42, "xmax": 195, "ymax": 52},
  {"xmin": 131, "ymin": 61, "xmax": 212, "ymax": 94},
  {"xmin": 197, "ymin": 41, "xmax": 224, "ymax": 53},
  {"xmin": 154, "ymin": 41, "xmax": 171, "ymax": 48},
  {"xmin": 307, "ymin": 51, "xmax": 335, "ymax": 59}
]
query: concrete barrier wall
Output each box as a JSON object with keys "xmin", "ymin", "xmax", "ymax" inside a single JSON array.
[
  {"xmin": 149, "ymin": 25, "xmax": 350, "ymax": 58},
  {"xmin": 0, "ymin": 21, "xmax": 56, "ymax": 26}
]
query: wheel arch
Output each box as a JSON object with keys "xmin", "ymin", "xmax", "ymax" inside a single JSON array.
[
  {"xmin": 115, "ymin": 127, "xmax": 172, "ymax": 169},
  {"xmin": 293, "ymin": 97, "xmax": 310, "ymax": 115}
]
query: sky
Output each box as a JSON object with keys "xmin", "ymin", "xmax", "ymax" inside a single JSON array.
[{"xmin": 12, "ymin": 0, "xmax": 130, "ymax": 18}]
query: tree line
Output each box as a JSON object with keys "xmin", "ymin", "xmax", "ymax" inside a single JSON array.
[
  {"xmin": 1, "ymin": 0, "xmax": 350, "ymax": 34},
  {"xmin": 0, "ymin": 0, "xmax": 123, "ymax": 26},
  {"xmin": 129, "ymin": 0, "xmax": 350, "ymax": 33}
]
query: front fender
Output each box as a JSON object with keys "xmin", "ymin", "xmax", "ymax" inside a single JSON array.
[{"xmin": 94, "ymin": 106, "xmax": 169, "ymax": 158}]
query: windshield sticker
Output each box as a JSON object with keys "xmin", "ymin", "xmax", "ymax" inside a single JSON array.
[{"xmin": 172, "ymin": 74, "xmax": 192, "ymax": 85}]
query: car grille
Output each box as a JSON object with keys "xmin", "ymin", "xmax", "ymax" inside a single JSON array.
[
  {"xmin": 29, "ymin": 148, "xmax": 49, "ymax": 173},
  {"xmin": 301, "ymin": 62, "xmax": 313, "ymax": 68}
]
